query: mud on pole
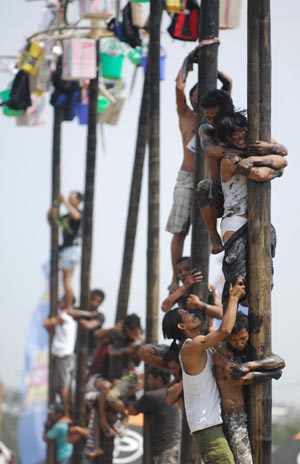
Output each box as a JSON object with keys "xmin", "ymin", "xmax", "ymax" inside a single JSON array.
[
  {"xmin": 143, "ymin": 1, "xmax": 162, "ymax": 463},
  {"xmin": 247, "ymin": 1, "xmax": 272, "ymax": 463},
  {"xmin": 191, "ymin": 0, "xmax": 219, "ymax": 322},
  {"xmin": 72, "ymin": 40, "xmax": 99, "ymax": 464},
  {"xmin": 115, "ymin": 73, "xmax": 149, "ymax": 323}
]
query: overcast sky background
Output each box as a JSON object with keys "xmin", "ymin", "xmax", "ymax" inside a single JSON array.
[{"xmin": 0, "ymin": 0, "xmax": 299, "ymax": 408}]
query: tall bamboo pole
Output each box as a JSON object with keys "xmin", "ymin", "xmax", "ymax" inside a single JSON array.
[
  {"xmin": 191, "ymin": 0, "xmax": 219, "ymax": 322},
  {"xmin": 72, "ymin": 41, "xmax": 99, "ymax": 464},
  {"xmin": 247, "ymin": 2, "xmax": 272, "ymax": 463},
  {"xmin": 115, "ymin": 73, "xmax": 149, "ymax": 323},
  {"xmin": 143, "ymin": 1, "xmax": 162, "ymax": 463},
  {"xmin": 47, "ymin": 106, "xmax": 63, "ymax": 464},
  {"xmin": 183, "ymin": 3, "xmax": 219, "ymax": 463}
]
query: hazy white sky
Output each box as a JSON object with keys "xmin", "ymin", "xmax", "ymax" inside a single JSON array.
[{"xmin": 0, "ymin": 0, "xmax": 299, "ymax": 408}]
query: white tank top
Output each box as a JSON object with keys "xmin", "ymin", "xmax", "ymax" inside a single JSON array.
[
  {"xmin": 222, "ymin": 172, "xmax": 247, "ymax": 218},
  {"xmin": 179, "ymin": 342, "xmax": 222, "ymax": 433}
]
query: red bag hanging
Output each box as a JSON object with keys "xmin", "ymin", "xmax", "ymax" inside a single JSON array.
[{"xmin": 167, "ymin": 0, "xmax": 199, "ymax": 42}]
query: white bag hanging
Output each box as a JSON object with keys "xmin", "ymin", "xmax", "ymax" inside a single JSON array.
[
  {"xmin": 79, "ymin": 0, "xmax": 114, "ymax": 19},
  {"xmin": 62, "ymin": 39, "xmax": 97, "ymax": 80},
  {"xmin": 16, "ymin": 94, "xmax": 46, "ymax": 126},
  {"xmin": 219, "ymin": 0, "xmax": 241, "ymax": 29}
]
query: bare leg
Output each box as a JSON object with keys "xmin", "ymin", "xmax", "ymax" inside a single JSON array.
[
  {"xmin": 60, "ymin": 387, "xmax": 70, "ymax": 414},
  {"xmin": 168, "ymin": 232, "xmax": 186, "ymax": 291},
  {"xmin": 95, "ymin": 379, "xmax": 116, "ymax": 437},
  {"xmin": 62, "ymin": 268, "xmax": 75, "ymax": 308},
  {"xmin": 200, "ymin": 204, "xmax": 223, "ymax": 254}
]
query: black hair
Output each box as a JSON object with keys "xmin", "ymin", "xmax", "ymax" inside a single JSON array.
[
  {"xmin": 163, "ymin": 344, "xmax": 180, "ymax": 364},
  {"xmin": 216, "ymin": 110, "xmax": 248, "ymax": 145},
  {"xmin": 48, "ymin": 401, "xmax": 65, "ymax": 416},
  {"xmin": 201, "ymin": 89, "xmax": 235, "ymax": 122},
  {"xmin": 90, "ymin": 288, "xmax": 105, "ymax": 302},
  {"xmin": 231, "ymin": 311, "xmax": 249, "ymax": 334},
  {"xmin": 148, "ymin": 366, "xmax": 170, "ymax": 386},
  {"xmin": 162, "ymin": 308, "xmax": 185, "ymax": 341},
  {"xmin": 176, "ymin": 256, "xmax": 191, "ymax": 266},
  {"xmin": 123, "ymin": 313, "xmax": 141, "ymax": 331},
  {"xmin": 189, "ymin": 83, "xmax": 198, "ymax": 100},
  {"xmin": 72, "ymin": 191, "xmax": 83, "ymax": 202}
]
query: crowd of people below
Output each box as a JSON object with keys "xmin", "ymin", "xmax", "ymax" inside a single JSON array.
[{"xmin": 44, "ymin": 47, "xmax": 287, "ymax": 463}]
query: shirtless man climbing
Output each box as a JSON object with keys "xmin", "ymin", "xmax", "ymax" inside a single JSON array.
[
  {"xmin": 214, "ymin": 311, "xmax": 285, "ymax": 463},
  {"xmin": 166, "ymin": 51, "xmax": 233, "ymax": 292}
]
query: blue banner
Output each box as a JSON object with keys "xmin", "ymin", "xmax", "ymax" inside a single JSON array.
[{"xmin": 17, "ymin": 264, "xmax": 50, "ymax": 464}]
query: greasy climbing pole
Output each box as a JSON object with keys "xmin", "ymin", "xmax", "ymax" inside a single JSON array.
[
  {"xmin": 72, "ymin": 41, "xmax": 99, "ymax": 464},
  {"xmin": 247, "ymin": 1, "xmax": 272, "ymax": 463},
  {"xmin": 181, "ymin": 2, "xmax": 220, "ymax": 464},
  {"xmin": 191, "ymin": 0, "xmax": 219, "ymax": 328},
  {"xmin": 115, "ymin": 72, "xmax": 149, "ymax": 323},
  {"xmin": 143, "ymin": 1, "xmax": 162, "ymax": 463}
]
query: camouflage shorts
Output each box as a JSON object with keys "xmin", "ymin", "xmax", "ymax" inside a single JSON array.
[
  {"xmin": 153, "ymin": 444, "xmax": 179, "ymax": 464},
  {"xmin": 223, "ymin": 407, "xmax": 253, "ymax": 464}
]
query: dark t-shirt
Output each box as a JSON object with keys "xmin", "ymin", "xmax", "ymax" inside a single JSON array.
[
  {"xmin": 133, "ymin": 387, "xmax": 180, "ymax": 456},
  {"xmin": 107, "ymin": 334, "xmax": 138, "ymax": 382},
  {"xmin": 89, "ymin": 341, "xmax": 109, "ymax": 377},
  {"xmin": 88, "ymin": 312, "xmax": 105, "ymax": 357},
  {"xmin": 61, "ymin": 212, "xmax": 81, "ymax": 248}
]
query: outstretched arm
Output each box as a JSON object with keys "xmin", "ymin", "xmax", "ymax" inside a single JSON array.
[
  {"xmin": 231, "ymin": 354, "xmax": 285, "ymax": 380},
  {"xmin": 248, "ymin": 140, "xmax": 288, "ymax": 156},
  {"xmin": 236, "ymin": 369, "xmax": 283, "ymax": 385},
  {"xmin": 218, "ymin": 70, "xmax": 233, "ymax": 95},
  {"xmin": 237, "ymin": 154, "xmax": 287, "ymax": 180},
  {"xmin": 165, "ymin": 380, "xmax": 183, "ymax": 406}
]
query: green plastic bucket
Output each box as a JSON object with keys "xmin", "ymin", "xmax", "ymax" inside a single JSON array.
[
  {"xmin": 100, "ymin": 52, "xmax": 124, "ymax": 80},
  {"xmin": 97, "ymin": 96, "xmax": 110, "ymax": 113},
  {"xmin": 0, "ymin": 89, "xmax": 25, "ymax": 116}
]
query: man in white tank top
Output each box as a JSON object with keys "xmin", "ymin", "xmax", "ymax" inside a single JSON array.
[{"xmin": 162, "ymin": 279, "xmax": 245, "ymax": 463}]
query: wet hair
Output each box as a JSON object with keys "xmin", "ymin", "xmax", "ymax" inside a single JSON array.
[
  {"xmin": 163, "ymin": 344, "xmax": 180, "ymax": 363},
  {"xmin": 72, "ymin": 191, "xmax": 83, "ymax": 202},
  {"xmin": 216, "ymin": 110, "xmax": 248, "ymax": 145},
  {"xmin": 231, "ymin": 311, "xmax": 249, "ymax": 334},
  {"xmin": 162, "ymin": 308, "xmax": 185, "ymax": 342},
  {"xmin": 90, "ymin": 288, "xmax": 105, "ymax": 302},
  {"xmin": 176, "ymin": 256, "xmax": 191, "ymax": 266},
  {"xmin": 201, "ymin": 89, "xmax": 235, "ymax": 122},
  {"xmin": 123, "ymin": 313, "xmax": 141, "ymax": 331},
  {"xmin": 148, "ymin": 366, "xmax": 170, "ymax": 386}
]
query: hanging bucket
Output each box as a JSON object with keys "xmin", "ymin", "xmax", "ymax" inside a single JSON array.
[
  {"xmin": 128, "ymin": 47, "xmax": 142, "ymax": 66},
  {"xmin": 0, "ymin": 89, "xmax": 25, "ymax": 116},
  {"xmin": 100, "ymin": 39, "xmax": 125, "ymax": 80},
  {"xmin": 19, "ymin": 41, "xmax": 45, "ymax": 77},
  {"xmin": 141, "ymin": 46, "xmax": 166, "ymax": 81},
  {"xmin": 97, "ymin": 96, "xmax": 110, "ymax": 113}
]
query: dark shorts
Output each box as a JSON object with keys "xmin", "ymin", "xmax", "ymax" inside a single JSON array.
[
  {"xmin": 193, "ymin": 424, "xmax": 234, "ymax": 464},
  {"xmin": 196, "ymin": 179, "xmax": 224, "ymax": 217}
]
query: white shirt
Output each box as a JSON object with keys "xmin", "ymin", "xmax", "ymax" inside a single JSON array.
[
  {"xmin": 51, "ymin": 310, "xmax": 77, "ymax": 357},
  {"xmin": 179, "ymin": 344, "xmax": 222, "ymax": 433}
]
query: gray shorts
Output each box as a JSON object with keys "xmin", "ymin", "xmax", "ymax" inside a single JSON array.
[
  {"xmin": 59, "ymin": 245, "xmax": 80, "ymax": 270},
  {"xmin": 223, "ymin": 407, "xmax": 253, "ymax": 464},
  {"xmin": 53, "ymin": 355, "xmax": 74, "ymax": 390},
  {"xmin": 166, "ymin": 170, "xmax": 194, "ymax": 234}
]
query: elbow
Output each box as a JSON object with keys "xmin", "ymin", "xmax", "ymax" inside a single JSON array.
[
  {"xmin": 161, "ymin": 302, "xmax": 169, "ymax": 313},
  {"xmin": 219, "ymin": 327, "xmax": 232, "ymax": 339}
]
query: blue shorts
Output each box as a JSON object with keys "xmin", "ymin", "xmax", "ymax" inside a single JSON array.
[{"xmin": 59, "ymin": 245, "xmax": 80, "ymax": 270}]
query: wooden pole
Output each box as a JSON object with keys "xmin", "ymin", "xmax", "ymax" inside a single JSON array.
[
  {"xmin": 183, "ymin": 3, "xmax": 219, "ymax": 463},
  {"xmin": 247, "ymin": 1, "xmax": 272, "ymax": 463},
  {"xmin": 143, "ymin": 1, "xmax": 162, "ymax": 463},
  {"xmin": 47, "ymin": 106, "xmax": 63, "ymax": 464},
  {"xmin": 115, "ymin": 73, "xmax": 149, "ymax": 323},
  {"xmin": 191, "ymin": 0, "xmax": 219, "ymax": 323},
  {"xmin": 72, "ymin": 40, "xmax": 99, "ymax": 464}
]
